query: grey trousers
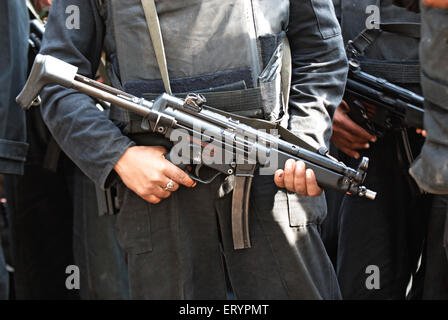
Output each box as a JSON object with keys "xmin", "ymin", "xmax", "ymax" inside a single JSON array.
[{"xmin": 114, "ymin": 173, "xmax": 341, "ymax": 300}]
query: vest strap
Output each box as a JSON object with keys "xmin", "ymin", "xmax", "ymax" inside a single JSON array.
[
  {"xmin": 347, "ymin": 23, "xmax": 421, "ymax": 59},
  {"xmin": 347, "ymin": 22, "xmax": 421, "ymax": 83},
  {"xmin": 141, "ymin": 0, "xmax": 172, "ymax": 94},
  {"xmin": 281, "ymin": 37, "xmax": 292, "ymax": 109},
  {"xmin": 142, "ymin": 88, "xmax": 263, "ymax": 116},
  {"xmin": 360, "ymin": 61, "xmax": 420, "ymax": 84}
]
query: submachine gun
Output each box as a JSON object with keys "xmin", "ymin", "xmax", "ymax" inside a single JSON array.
[
  {"xmin": 345, "ymin": 59, "xmax": 425, "ymax": 138},
  {"xmin": 17, "ymin": 54, "xmax": 377, "ymax": 249}
]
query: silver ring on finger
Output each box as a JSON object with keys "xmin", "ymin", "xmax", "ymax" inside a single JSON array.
[{"xmin": 164, "ymin": 179, "xmax": 175, "ymax": 191}]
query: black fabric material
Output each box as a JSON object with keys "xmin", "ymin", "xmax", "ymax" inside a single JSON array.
[
  {"xmin": 142, "ymin": 88, "xmax": 263, "ymax": 115},
  {"xmin": 325, "ymin": 0, "xmax": 429, "ymax": 299},
  {"xmin": 420, "ymin": 195, "xmax": 448, "ymax": 299},
  {"xmin": 358, "ymin": 60, "xmax": 420, "ymax": 84},
  {"xmin": 123, "ymin": 67, "xmax": 254, "ymax": 97},
  {"xmin": 39, "ymin": 0, "xmax": 347, "ymax": 188},
  {"xmin": 331, "ymin": 131, "xmax": 429, "ymax": 299},
  {"xmin": 320, "ymin": 143, "xmax": 347, "ymax": 267},
  {"xmin": 4, "ymin": 155, "xmax": 131, "ymax": 299},
  {"xmin": 4, "ymin": 160, "xmax": 79, "ymax": 299},
  {"xmin": 38, "ymin": 0, "xmax": 347, "ymax": 299},
  {"xmin": 24, "ymin": 107, "xmax": 54, "ymax": 166},
  {"xmin": 4, "ymin": 105, "xmax": 129, "ymax": 299},
  {"xmin": 70, "ymin": 166, "xmax": 130, "ymax": 299},
  {"xmin": 116, "ymin": 174, "xmax": 341, "ymax": 299},
  {"xmin": 258, "ymin": 32, "xmax": 285, "ymax": 70},
  {"xmin": 409, "ymin": 4, "xmax": 448, "ymax": 194},
  {"xmin": 40, "ymin": 0, "xmax": 136, "ymax": 190},
  {"xmin": 0, "ymin": 0, "xmax": 29, "ymax": 175},
  {"xmin": 0, "ymin": 233, "xmax": 7, "ymax": 300},
  {"xmin": 392, "ymin": 0, "xmax": 420, "ymax": 13}
]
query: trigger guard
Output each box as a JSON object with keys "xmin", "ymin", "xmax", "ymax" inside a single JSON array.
[
  {"xmin": 188, "ymin": 164, "xmax": 221, "ymax": 184},
  {"xmin": 165, "ymin": 149, "xmax": 221, "ymax": 184}
]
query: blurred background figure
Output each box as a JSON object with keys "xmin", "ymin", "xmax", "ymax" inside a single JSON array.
[
  {"xmin": 393, "ymin": 0, "xmax": 448, "ymax": 300},
  {"xmin": 0, "ymin": 0, "xmax": 79, "ymax": 300},
  {"xmin": 0, "ymin": 0, "xmax": 30, "ymax": 300},
  {"xmin": 408, "ymin": 1, "xmax": 448, "ymax": 194},
  {"xmin": 406, "ymin": 0, "xmax": 448, "ymax": 299},
  {"xmin": 1, "ymin": 0, "xmax": 129, "ymax": 299},
  {"xmin": 31, "ymin": 0, "xmax": 52, "ymax": 14},
  {"xmin": 1, "ymin": 175, "xmax": 9, "ymax": 300},
  {"xmin": 322, "ymin": 0, "xmax": 430, "ymax": 299}
]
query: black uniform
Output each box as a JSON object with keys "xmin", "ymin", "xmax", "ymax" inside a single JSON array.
[
  {"xmin": 323, "ymin": 0, "xmax": 429, "ymax": 299},
  {"xmin": 39, "ymin": 0, "xmax": 347, "ymax": 299},
  {"xmin": 409, "ymin": 1, "xmax": 448, "ymax": 299}
]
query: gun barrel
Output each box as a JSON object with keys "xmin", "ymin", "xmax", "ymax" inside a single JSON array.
[
  {"xmin": 349, "ymin": 65, "xmax": 424, "ymax": 107},
  {"xmin": 364, "ymin": 189, "xmax": 377, "ymax": 200},
  {"xmin": 346, "ymin": 70, "xmax": 425, "ymax": 131}
]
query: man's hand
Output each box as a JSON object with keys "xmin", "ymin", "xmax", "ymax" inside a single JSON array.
[
  {"xmin": 114, "ymin": 146, "xmax": 196, "ymax": 204},
  {"xmin": 331, "ymin": 101, "xmax": 377, "ymax": 159},
  {"xmin": 274, "ymin": 160, "xmax": 323, "ymax": 197},
  {"xmin": 416, "ymin": 128, "xmax": 427, "ymax": 137},
  {"xmin": 423, "ymin": 0, "xmax": 448, "ymax": 8}
]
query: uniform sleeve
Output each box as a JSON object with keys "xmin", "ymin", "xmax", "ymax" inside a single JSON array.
[
  {"xmin": 39, "ymin": 0, "xmax": 135, "ymax": 188},
  {"xmin": 409, "ymin": 4, "xmax": 448, "ymax": 194},
  {"xmin": 287, "ymin": 0, "xmax": 348, "ymax": 150},
  {"xmin": 0, "ymin": 0, "xmax": 29, "ymax": 175}
]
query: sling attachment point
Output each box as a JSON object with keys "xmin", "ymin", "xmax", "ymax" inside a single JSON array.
[{"xmin": 347, "ymin": 23, "xmax": 421, "ymax": 59}]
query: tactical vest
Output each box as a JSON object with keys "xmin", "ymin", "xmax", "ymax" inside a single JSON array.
[
  {"xmin": 99, "ymin": 0, "xmax": 290, "ymax": 134},
  {"xmin": 335, "ymin": 0, "xmax": 421, "ymax": 84}
]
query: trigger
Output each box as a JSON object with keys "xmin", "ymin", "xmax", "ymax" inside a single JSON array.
[
  {"xmin": 189, "ymin": 165, "xmax": 221, "ymax": 184},
  {"xmin": 194, "ymin": 164, "xmax": 203, "ymax": 177}
]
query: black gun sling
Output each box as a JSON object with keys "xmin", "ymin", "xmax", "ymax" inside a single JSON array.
[{"xmin": 347, "ymin": 23, "xmax": 421, "ymax": 84}]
